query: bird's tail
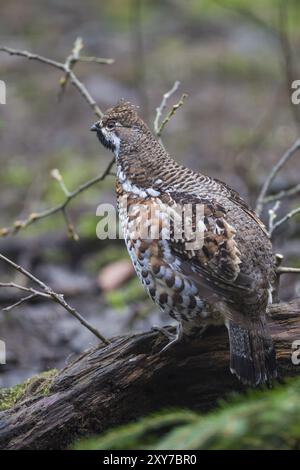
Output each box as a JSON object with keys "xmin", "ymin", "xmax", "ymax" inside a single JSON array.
[{"xmin": 226, "ymin": 313, "xmax": 277, "ymax": 387}]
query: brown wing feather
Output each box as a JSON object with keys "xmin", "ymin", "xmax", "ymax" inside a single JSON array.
[
  {"xmin": 213, "ymin": 177, "xmax": 269, "ymax": 238},
  {"xmin": 156, "ymin": 190, "xmax": 255, "ymax": 303}
]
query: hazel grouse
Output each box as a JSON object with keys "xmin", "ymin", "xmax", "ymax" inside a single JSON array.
[{"xmin": 91, "ymin": 100, "xmax": 277, "ymax": 387}]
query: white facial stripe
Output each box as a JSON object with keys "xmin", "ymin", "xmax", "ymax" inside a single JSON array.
[{"xmin": 101, "ymin": 127, "xmax": 121, "ymax": 158}]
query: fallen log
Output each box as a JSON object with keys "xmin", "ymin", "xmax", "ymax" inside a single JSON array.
[{"xmin": 0, "ymin": 299, "xmax": 300, "ymax": 450}]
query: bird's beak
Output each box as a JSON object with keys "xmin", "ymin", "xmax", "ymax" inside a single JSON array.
[{"xmin": 90, "ymin": 123, "xmax": 98, "ymax": 132}]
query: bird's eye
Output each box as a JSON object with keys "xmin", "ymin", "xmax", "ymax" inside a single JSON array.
[{"xmin": 106, "ymin": 120, "xmax": 116, "ymax": 130}]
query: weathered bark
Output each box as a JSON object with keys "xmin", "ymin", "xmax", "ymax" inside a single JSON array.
[{"xmin": 0, "ymin": 299, "xmax": 300, "ymax": 450}]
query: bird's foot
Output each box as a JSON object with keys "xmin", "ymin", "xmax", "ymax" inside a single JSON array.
[{"xmin": 152, "ymin": 324, "xmax": 183, "ymax": 354}]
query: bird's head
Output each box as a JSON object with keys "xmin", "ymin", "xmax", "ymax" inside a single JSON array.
[{"xmin": 90, "ymin": 100, "xmax": 147, "ymax": 156}]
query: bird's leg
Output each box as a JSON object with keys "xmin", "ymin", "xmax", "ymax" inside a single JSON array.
[
  {"xmin": 152, "ymin": 322, "xmax": 183, "ymax": 353},
  {"xmin": 151, "ymin": 324, "xmax": 176, "ymax": 341}
]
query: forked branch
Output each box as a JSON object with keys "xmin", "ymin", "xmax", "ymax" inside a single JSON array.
[
  {"xmin": 256, "ymin": 137, "xmax": 300, "ymax": 216},
  {"xmin": 0, "ymin": 253, "xmax": 110, "ymax": 344},
  {"xmin": 154, "ymin": 81, "xmax": 187, "ymax": 143}
]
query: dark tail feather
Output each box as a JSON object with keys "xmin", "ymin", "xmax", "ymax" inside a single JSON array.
[{"xmin": 227, "ymin": 316, "xmax": 277, "ymax": 387}]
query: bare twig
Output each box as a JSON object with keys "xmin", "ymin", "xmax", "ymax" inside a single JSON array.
[
  {"xmin": 51, "ymin": 168, "xmax": 71, "ymax": 197},
  {"xmin": 273, "ymin": 253, "xmax": 300, "ymax": 303},
  {"xmin": 269, "ymin": 206, "xmax": 300, "ymax": 236},
  {"xmin": 57, "ymin": 38, "xmax": 113, "ymax": 101},
  {"xmin": 268, "ymin": 201, "xmax": 281, "ymax": 234},
  {"xmin": 0, "ymin": 254, "xmax": 110, "ymax": 344},
  {"xmin": 262, "ymin": 182, "xmax": 300, "ymax": 204},
  {"xmin": 76, "ymin": 56, "xmax": 114, "ymax": 65},
  {"xmin": 0, "ymin": 158, "xmax": 115, "ymax": 237},
  {"xmin": 0, "ymin": 43, "xmax": 111, "ymax": 117},
  {"xmin": 154, "ymin": 81, "xmax": 180, "ymax": 135},
  {"xmin": 157, "ymin": 93, "xmax": 187, "ymax": 139},
  {"xmin": 3, "ymin": 294, "xmax": 38, "ymax": 312},
  {"xmin": 277, "ymin": 266, "xmax": 300, "ymax": 274},
  {"xmin": 62, "ymin": 208, "xmax": 80, "ymax": 242},
  {"xmin": 0, "ymin": 42, "xmax": 116, "ymax": 237},
  {"xmin": 154, "ymin": 81, "xmax": 187, "ymax": 150},
  {"xmin": 59, "ymin": 37, "xmax": 84, "ymax": 100},
  {"xmin": 51, "ymin": 169, "xmax": 79, "ymax": 240},
  {"xmin": 256, "ymin": 137, "xmax": 300, "ymax": 215},
  {"xmin": 272, "ymin": 253, "xmax": 300, "ymax": 303},
  {"xmin": 0, "ymin": 282, "xmax": 51, "ymax": 299}
]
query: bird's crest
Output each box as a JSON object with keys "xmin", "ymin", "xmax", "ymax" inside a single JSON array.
[{"xmin": 103, "ymin": 99, "xmax": 143, "ymax": 128}]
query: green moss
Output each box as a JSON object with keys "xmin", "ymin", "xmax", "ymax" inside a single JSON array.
[
  {"xmin": 0, "ymin": 383, "xmax": 27, "ymax": 412},
  {"xmin": 0, "ymin": 369, "xmax": 58, "ymax": 411}
]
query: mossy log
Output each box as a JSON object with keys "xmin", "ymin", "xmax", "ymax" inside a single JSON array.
[{"xmin": 0, "ymin": 299, "xmax": 300, "ymax": 450}]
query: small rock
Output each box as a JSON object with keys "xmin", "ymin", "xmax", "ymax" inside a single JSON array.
[{"xmin": 98, "ymin": 260, "xmax": 135, "ymax": 292}]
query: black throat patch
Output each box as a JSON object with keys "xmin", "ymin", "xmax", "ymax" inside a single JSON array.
[{"xmin": 96, "ymin": 128, "xmax": 116, "ymax": 152}]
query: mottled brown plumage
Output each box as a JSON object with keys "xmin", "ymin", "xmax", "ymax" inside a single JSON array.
[{"xmin": 91, "ymin": 99, "xmax": 277, "ymax": 386}]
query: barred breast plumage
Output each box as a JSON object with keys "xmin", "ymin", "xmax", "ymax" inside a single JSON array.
[{"xmin": 91, "ymin": 99, "xmax": 277, "ymax": 387}]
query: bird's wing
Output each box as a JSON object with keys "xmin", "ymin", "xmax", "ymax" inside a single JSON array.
[
  {"xmin": 213, "ymin": 177, "xmax": 269, "ymax": 238},
  {"xmin": 157, "ymin": 190, "xmax": 254, "ymax": 302}
]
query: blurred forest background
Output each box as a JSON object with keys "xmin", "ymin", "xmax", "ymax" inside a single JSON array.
[{"xmin": 1, "ymin": 0, "xmax": 300, "ymax": 395}]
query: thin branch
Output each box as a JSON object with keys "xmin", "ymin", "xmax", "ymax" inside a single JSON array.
[
  {"xmin": 154, "ymin": 81, "xmax": 187, "ymax": 151},
  {"xmin": 0, "ymin": 41, "xmax": 118, "ymax": 237},
  {"xmin": 0, "ymin": 46, "xmax": 65, "ymax": 69},
  {"xmin": 0, "ymin": 282, "xmax": 51, "ymax": 299},
  {"xmin": 255, "ymin": 137, "xmax": 300, "ymax": 215},
  {"xmin": 157, "ymin": 93, "xmax": 187, "ymax": 138},
  {"xmin": 268, "ymin": 201, "xmax": 281, "ymax": 234},
  {"xmin": 51, "ymin": 169, "xmax": 79, "ymax": 240},
  {"xmin": 62, "ymin": 208, "xmax": 79, "ymax": 242},
  {"xmin": 277, "ymin": 266, "xmax": 300, "ymax": 274},
  {"xmin": 0, "ymin": 42, "xmax": 116, "ymax": 237},
  {"xmin": 51, "ymin": 168, "xmax": 71, "ymax": 197},
  {"xmin": 269, "ymin": 206, "xmax": 300, "ymax": 236},
  {"xmin": 154, "ymin": 81, "xmax": 180, "ymax": 136},
  {"xmin": 0, "ymin": 254, "xmax": 110, "ymax": 344},
  {"xmin": 0, "ymin": 41, "xmax": 112, "ymax": 343},
  {"xmin": 0, "ymin": 158, "xmax": 115, "ymax": 237},
  {"xmin": 58, "ymin": 37, "xmax": 84, "ymax": 100},
  {"xmin": 0, "ymin": 44, "xmax": 110, "ymax": 117},
  {"xmin": 78, "ymin": 56, "xmax": 114, "ymax": 65},
  {"xmin": 3, "ymin": 293, "xmax": 38, "ymax": 312},
  {"xmin": 262, "ymin": 182, "xmax": 300, "ymax": 204}
]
